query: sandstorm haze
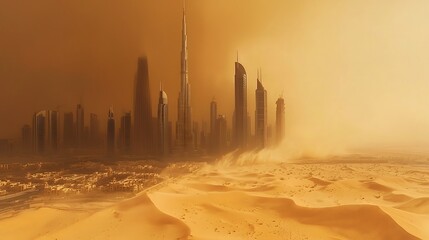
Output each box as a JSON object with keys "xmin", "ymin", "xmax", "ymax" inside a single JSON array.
[{"xmin": 1, "ymin": 0, "xmax": 429, "ymax": 156}]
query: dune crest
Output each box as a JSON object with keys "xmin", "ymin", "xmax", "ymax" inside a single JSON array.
[
  {"xmin": 40, "ymin": 193, "xmax": 190, "ymax": 240},
  {"xmin": 398, "ymin": 197, "xmax": 429, "ymax": 214}
]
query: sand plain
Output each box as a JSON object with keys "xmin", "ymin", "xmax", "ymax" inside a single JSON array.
[{"xmin": 1, "ymin": 156, "xmax": 428, "ymax": 240}]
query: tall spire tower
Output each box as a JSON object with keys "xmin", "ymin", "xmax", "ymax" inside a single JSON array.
[{"xmin": 176, "ymin": 3, "xmax": 193, "ymax": 151}]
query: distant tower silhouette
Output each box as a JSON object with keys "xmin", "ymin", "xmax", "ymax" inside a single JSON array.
[
  {"xmin": 119, "ymin": 112, "xmax": 131, "ymax": 152},
  {"xmin": 158, "ymin": 85, "xmax": 169, "ymax": 156},
  {"xmin": 209, "ymin": 99, "xmax": 217, "ymax": 152},
  {"xmin": 255, "ymin": 69, "xmax": 267, "ymax": 148},
  {"xmin": 215, "ymin": 115, "xmax": 228, "ymax": 153},
  {"xmin": 176, "ymin": 4, "xmax": 194, "ymax": 152},
  {"xmin": 33, "ymin": 111, "xmax": 47, "ymax": 153},
  {"xmin": 233, "ymin": 58, "xmax": 248, "ymax": 149},
  {"xmin": 63, "ymin": 112, "xmax": 75, "ymax": 148},
  {"xmin": 32, "ymin": 110, "xmax": 59, "ymax": 153},
  {"xmin": 107, "ymin": 108, "xmax": 115, "ymax": 154},
  {"xmin": 200, "ymin": 120, "xmax": 208, "ymax": 149},
  {"xmin": 76, "ymin": 104, "xmax": 84, "ymax": 148},
  {"xmin": 134, "ymin": 56, "xmax": 153, "ymax": 154},
  {"xmin": 276, "ymin": 97, "xmax": 285, "ymax": 144}
]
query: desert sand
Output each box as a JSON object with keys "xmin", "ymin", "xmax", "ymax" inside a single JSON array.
[{"xmin": 1, "ymin": 156, "xmax": 428, "ymax": 240}]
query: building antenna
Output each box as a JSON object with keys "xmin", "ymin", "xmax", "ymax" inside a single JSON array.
[
  {"xmin": 257, "ymin": 68, "xmax": 260, "ymax": 81},
  {"xmin": 236, "ymin": 51, "xmax": 239, "ymax": 62}
]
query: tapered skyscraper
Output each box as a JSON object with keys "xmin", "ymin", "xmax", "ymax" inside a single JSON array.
[
  {"xmin": 233, "ymin": 59, "xmax": 248, "ymax": 149},
  {"xmin": 276, "ymin": 97, "xmax": 285, "ymax": 144},
  {"xmin": 176, "ymin": 6, "xmax": 193, "ymax": 151},
  {"xmin": 158, "ymin": 85, "xmax": 169, "ymax": 156},
  {"xmin": 63, "ymin": 112, "xmax": 74, "ymax": 148},
  {"xmin": 134, "ymin": 56, "xmax": 153, "ymax": 154},
  {"xmin": 255, "ymin": 70, "xmax": 267, "ymax": 148}
]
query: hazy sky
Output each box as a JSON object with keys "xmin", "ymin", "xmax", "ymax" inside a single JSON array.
[{"xmin": 1, "ymin": 0, "xmax": 429, "ymax": 154}]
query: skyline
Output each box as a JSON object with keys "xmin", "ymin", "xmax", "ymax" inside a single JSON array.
[
  {"xmin": 1, "ymin": 1, "xmax": 429, "ymax": 156},
  {"xmin": 0, "ymin": 2, "xmax": 428, "ymax": 239},
  {"xmin": 6, "ymin": 1, "xmax": 285, "ymax": 155}
]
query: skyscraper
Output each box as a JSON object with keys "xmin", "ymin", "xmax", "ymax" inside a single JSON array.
[
  {"xmin": 233, "ymin": 59, "xmax": 248, "ymax": 149},
  {"xmin": 76, "ymin": 104, "xmax": 84, "ymax": 148},
  {"xmin": 63, "ymin": 112, "xmax": 75, "ymax": 148},
  {"xmin": 32, "ymin": 110, "xmax": 59, "ymax": 153},
  {"xmin": 49, "ymin": 111, "xmax": 59, "ymax": 151},
  {"xmin": 276, "ymin": 97, "xmax": 285, "ymax": 144},
  {"xmin": 176, "ymin": 6, "xmax": 193, "ymax": 152},
  {"xmin": 210, "ymin": 99, "xmax": 217, "ymax": 151},
  {"xmin": 158, "ymin": 87, "xmax": 169, "ymax": 156},
  {"xmin": 215, "ymin": 115, "xmax": 228, "ymax": 153},
  {"xmin": 119, "ymin": 112, "xmax": 131, "ymax": 152},
  {"xmin": 255, "ymin": 70, "xmax": 267, "ymax": 148},
  {"xmin": 33, "ymin": 111, "xmax": 46, "ymax": 153},
  {"xmin": 133, "ymin": 56, "xmax": 152, "ymax": 154},
  {"xmin": 107, "ymin": 108, "xmax": 115, "ymax": 154}
]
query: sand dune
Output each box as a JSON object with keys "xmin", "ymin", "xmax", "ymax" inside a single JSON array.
[
  {"xmin": 0, "ymin": 207, "xmax": 89, "ymax": 240},
  {"xmin": 398, "ymin": 197, "xmax": 429, "ymax": 214},
  {"xmin": 150, "ymin": 191, "xmax": 418, "ymax": 239},
  {"xmin": 39, "ymin": 193, "xmax": 190, "ymax": 240},
  {"xmin": 1, "ymin": 160, "xmax": 428, "ymax": 239},
  {"xmin": 148, "ymin": 162, "xmax": 428, "ymax": 239}
]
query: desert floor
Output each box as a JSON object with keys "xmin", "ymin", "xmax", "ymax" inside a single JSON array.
[{"xmin": 1, "ymin": 158, "xmax": 428, "ymax": 240}]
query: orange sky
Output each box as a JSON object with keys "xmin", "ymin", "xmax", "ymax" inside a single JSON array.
[{"xmin": 1, "ymin": 0, "xmax": 429, "ymax": 154}]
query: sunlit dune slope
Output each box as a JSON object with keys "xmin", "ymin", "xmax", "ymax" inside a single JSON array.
[{"xmin": 40, "ymin": 193, "xmax": 190, "ymax": 240}]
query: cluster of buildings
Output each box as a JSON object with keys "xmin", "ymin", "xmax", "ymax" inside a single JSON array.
[
  {"xmin": 0, "ymin": 162, "xmax": 164, "ymax": 196},
  {"xmin": 9, "ymin": 7, "xmax": 286, "ymax": 157}
]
